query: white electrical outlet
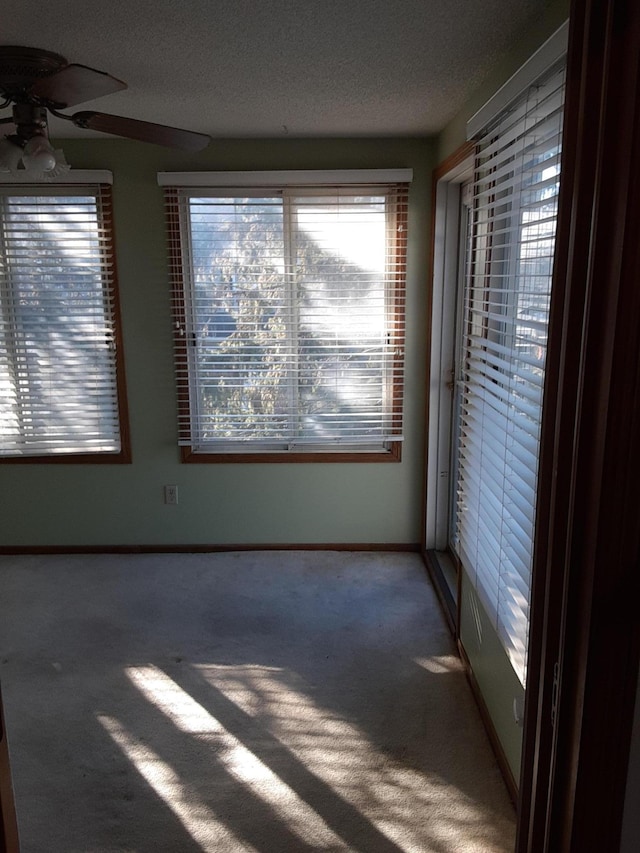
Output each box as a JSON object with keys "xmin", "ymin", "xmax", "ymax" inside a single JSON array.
[{"xmin": 164, "ymin": 484, "xmax": 178, "ymax": 505}]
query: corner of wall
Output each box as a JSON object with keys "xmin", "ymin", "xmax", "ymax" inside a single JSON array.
[{"xmin": 436, "ymin": 0, "xmax": 570, "ymax": 164}]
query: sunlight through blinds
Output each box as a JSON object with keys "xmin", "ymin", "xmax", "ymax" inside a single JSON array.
[
  {"xmin": 454, "ymin": 61, "xmax": 566, "ymax": 683},
  {"xmin": 0, "ymin": 184, "xmax": 123, "ymax": 457},
  {"xmin": 162, "ymin": 175, "xmax": 409, "ymax": 455}
]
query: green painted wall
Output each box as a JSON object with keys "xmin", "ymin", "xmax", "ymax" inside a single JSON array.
[
  {"xmin": 436, "ymin": 0, "xmax": 570, "ymax": 785},
  {"xmin": 460, "ymin": 571, "xmax": 525, "ymax": 781},
  {"xmin": 1, "ymin": 138, "xmax": 433, "ymax": 548}
]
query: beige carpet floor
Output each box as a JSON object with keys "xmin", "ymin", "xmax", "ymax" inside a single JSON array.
[{"xmin": 0, "ymin": 551, "xmax": 515, "ymax": 852}]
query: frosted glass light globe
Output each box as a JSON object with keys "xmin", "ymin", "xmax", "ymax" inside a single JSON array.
[{"xmin": 22, "ymin": 136, "xmax": 57, "ymax": 172}]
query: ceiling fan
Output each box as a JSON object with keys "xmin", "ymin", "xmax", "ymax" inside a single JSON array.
[{"xmin": 0, "ymin": 45, "xmax": 210, "ymax": 172}]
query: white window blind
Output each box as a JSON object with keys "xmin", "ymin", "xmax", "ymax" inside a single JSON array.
[
  {"xmin": 0, "ymin": 183, "xmax": 124, "ymax": 458},
  {"xmin": 163, "ymin": 177, "xmax": 408, "ymax": 457},
  {"xmin": 454, "ymin": 61, "xmax": 566, "ymax": 682}
]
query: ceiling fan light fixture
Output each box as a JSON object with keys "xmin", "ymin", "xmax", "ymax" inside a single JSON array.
[
  {"xmin": 0, "ymin": 134, "xmax": 70, "ymax": 178},
  {"xmin": 21, "ymin": 134, "xmax": 57, "ymax": 172}
]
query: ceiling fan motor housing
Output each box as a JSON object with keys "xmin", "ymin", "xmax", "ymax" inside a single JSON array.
[
  {"xmin": 11, "ymin": 103, "xmax": 49, "ymax": 144},
  {"xmin": 0, "ymin": 46, "xmax": 67, "ymax": 100}
]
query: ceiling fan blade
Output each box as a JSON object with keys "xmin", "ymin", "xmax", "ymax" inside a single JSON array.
[
  {"xmin": 30, "ymin": 64, "xmax": 127, "ymax": 108},
  {"xmin": 72, "ymin": 111, "xmax": 211, "ymax": 152}
]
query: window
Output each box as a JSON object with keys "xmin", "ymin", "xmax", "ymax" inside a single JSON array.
[
  {"xmin": 161, "ymin": 170, "xmax": 410, "ymax": 462},
  {"xmin": 0, "ymin": 177, "xmax": 129, "ymax": 461},
  {"xmin": 453, "ymin": 62, "xmax": 566, "ymax": 682}
]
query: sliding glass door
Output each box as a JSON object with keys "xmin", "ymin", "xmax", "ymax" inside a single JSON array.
[{"xmin": 450, "ymin": 62, "xmax": 566, "ymax": 683}]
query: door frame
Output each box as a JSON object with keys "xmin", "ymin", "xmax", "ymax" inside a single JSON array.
[
  {"xmin": 422, "ymin": 140, "xmax": 475, "ymax": 638},
  {"xmin": 424, "ymin": 1, "xmax": 640, "ymax": 848},
  {"xmin": 0, "ymin": 684, "xmax": 19, "ymax": 852},
  {"xmin": 517, "ymin": 0, "xmax": 640, "ymax": 849}
]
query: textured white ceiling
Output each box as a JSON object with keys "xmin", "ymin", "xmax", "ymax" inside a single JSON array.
[{"xmin": 2, "ymin": 0, "xmax": 548, "ymax": 141}]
